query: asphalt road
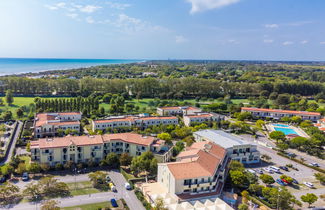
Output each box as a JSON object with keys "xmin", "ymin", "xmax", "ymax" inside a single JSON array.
[{"xmin": 7, "ymin": 170, "xmax": 145, "ymax": 210}]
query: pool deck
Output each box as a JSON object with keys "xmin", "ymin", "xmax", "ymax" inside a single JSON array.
[{"xmin": 266, "ymin": 123, "xmax": 309, "ymax": 138}]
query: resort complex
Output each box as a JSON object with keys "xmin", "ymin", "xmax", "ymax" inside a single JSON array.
[
  {"xmin": 157, "ymin": 106, "xmax": 202, "ymax": 116},
  {"xmin": 183, "ymin": 112, "xmax": 224, "ymax": 126},
  {"xmin": 30, "ymin": 133, "xmax": 173, "ymax": 165},
  {"xmin": 33, "ymin": 112, "xmax": 82, "ymax": 138},
  {"xmin": 241, "ymin": 107, "xmax": 321, "ymax": 122},
  {"xmin": 92, "ymin": 115, "xmax": 178, "ymax": 131},
  {"xmin": 193, "ymin": 130, "xmax": 260, "ymax": 164}
]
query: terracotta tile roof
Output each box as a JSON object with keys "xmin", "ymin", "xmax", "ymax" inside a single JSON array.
[
  {"xmin": 93, "ymin": 117, "xmax": 135, "ymax": 124},
  {"xmin": 166, "ymin": 142, "xmax": 226, "ymax": 179},
  {"xmin": 185, "ymin": 114, "xmax": 213, "ymax": 118},
  {"xmin": 48, "ymin": 121, "xmax": 80, "ymax": 126},
  {"xmin": 141, "ymin": 116, "xmax": 178, "ymax": 121},
  {"xmin": 30, "ymin": 135, "xmax": 103, "ymax": 149},
  {"xmin": 58, "ymin": 112, "xmax": 82, "ymax": 115},
  {"xmin": 241, "ymin": 107, "xmax": 321, "ymax": 116},
  {"xmin": 184, "ymin": 107, "xmax": 201, "ymax": 111},
  {"xmin": 30, "ymin": 133, "xmax": 158, "ymax": 149},
  {"xmin": 158, "ymin": 106, "xmax": 181, "ymax": 110},
  {"xmin": 320, "ymin": 118, "xmax": 325, "ymax": 122},
  {"xmin": 320, "ymin": 127, "xmax": 325, "ymax": 131},
  {"xmin": 102, "ymin": 133, "xmax": 155, "ymax": 146}
]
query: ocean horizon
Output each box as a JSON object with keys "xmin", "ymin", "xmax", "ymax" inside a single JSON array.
[{"xmin": 0, "ymin": 58, "xmax": 143, "ymax": 76}]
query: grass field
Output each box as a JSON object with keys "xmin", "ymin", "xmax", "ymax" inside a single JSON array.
[
  {"xmin": 62, "ymin": 201, "xmax": 111, "ymax": 210},
  {"xmin": 66, "ymin": 181, "xmax": 101, "ymax": 196}
]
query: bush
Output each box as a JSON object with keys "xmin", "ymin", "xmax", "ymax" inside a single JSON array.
[{"xmin": 55, "ymin": 163, "xmax": 63, "ymax": 171}]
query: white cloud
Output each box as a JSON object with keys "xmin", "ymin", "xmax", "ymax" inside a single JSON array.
[
  {"xmin": 300, "ymin": 40, "xmax": 308, "ymax": 44},
  {"xmin": 283, "ymin": 41, "xmax": 293, "ymax": 46},
  {"xmin": 263, "ymin": 39, "xmax": 274, "ymax": 43},
  {"xmin": 264, "ymin": 24, "xmax": 279, "ymax": 28},
  {"xmin": 227, "ymin": 39, "xmax": 239, "ymax": 44},
  {"xmin": 75, "ymin": 5, "xmax": 102, "ymax": 13},
  {"xmin": 288, "ymin": 20, "xmax": 313, "ymax": 27},
  {"xmin": 175, "ymin": 35, "xmax": 188, "ymax": 43},
  {"xmin": 44, "ymin": 2, "xmax": 66, "ymax": 10},
  {"xmin": 320, "ymin": 42, "xmax": 325, "ymax": 45},
  {"xmin": 106, "ymin": 2, "xmax": 131, "ymax": 10},
  {"xmin": 86, "ymin": 16, "xmax": 95, "ymax": 24},
  {"xmin": 66, "ymin": 13, "xmax": 78, "ymax": 19},
  {"xmin": 186, "ymin": 0, "xmax": 240, "ymax": 14}
]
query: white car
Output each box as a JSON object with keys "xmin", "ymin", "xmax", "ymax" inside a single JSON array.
[
  {"xmin": 247, "ymin": 169, "xmax": 256, "ymax": 174},
  {"xmin": 263, "ymin": 167, "xmax": 273, "ymax": 174},
  {"xmin": 303, "ymin": 182, "xmax": 314, "ymax": 188},
  {"xmin": 125, "ymin": 182, "xmax": 131, "ymax": 190},
  {"xmin": 309, "ymin": 163, "xmax": 319, "ymax": 167}
]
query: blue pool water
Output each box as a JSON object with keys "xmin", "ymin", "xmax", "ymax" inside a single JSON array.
[
  {"xmin": 274, "ymin": 127, "xmax": 298, "ymax": 135},
  {"xmin": 273, "ymin": 124, "xmax": 289, "ymax": 127}
]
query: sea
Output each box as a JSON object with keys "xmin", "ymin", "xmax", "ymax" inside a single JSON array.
[{"xmin": 0, "ymin": 58, "xmax": 143, "ymax": 76}]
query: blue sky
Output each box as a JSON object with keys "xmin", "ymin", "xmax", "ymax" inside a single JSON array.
[{"xmin": 1, "ymin": 0, "xmax": 325, "ymax": 60}]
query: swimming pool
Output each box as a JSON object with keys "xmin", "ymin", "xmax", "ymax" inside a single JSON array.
[
  {"xmin": 273, "ymin": 124, "xmax": 289, "ymax": 127},
  {"xmin": 274, "ymin": 127, "xmax": 298, "ymax": 135}
]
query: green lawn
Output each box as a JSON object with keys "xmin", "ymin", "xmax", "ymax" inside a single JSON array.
[
  {"xmin": 66, "ymin": 181, "xmax": 101, "ymax": 196},
  {"xmin": 62, "ymin": 201, "xmax": 111, "ymax": 210}
]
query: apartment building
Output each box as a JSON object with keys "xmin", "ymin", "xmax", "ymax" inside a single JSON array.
[
  {"xmin": 193, "ymin": 130, "xmax": 260, "ymax": 164},
  {"xmin": 157, "ymin": 141, "xmax": 229, "ymax": 197},
  {"xmin": 157, "ymin": 106, "xmax": 202, "ymax": 116},
  {"xmin": 92, "ymin": 116, "xmax": 178, "ymax": 131},
  {"xmin": 183, "ymin": 113, "xmax": 225, "ymax": 126},
  {"xmin": 241, "ymin": 107, "xmax": 321, "ymax": 122},
  {"xmin": 30, "ymin": 133, "xmax": 173, "ymax": 166},
  {"xmin": 34, "ymin": 112, "xmax": 82, "ymax": 138}
]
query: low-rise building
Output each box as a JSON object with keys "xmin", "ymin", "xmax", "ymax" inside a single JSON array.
[
  {"xmin": 33, "ymin": 112, "xmax": 82, "ymax": 138},
  {"xmin": 241, "ymin": 107, "xmax": 321, "ymax": 122},
  {"xmin": 157, "ymin": 106, "xmax": 202, "ymax": 116},
  {"xmin": 193, "ymin": 129, "xmax": 260, "ymax": 164},
  {"xmin": 183, "ymin": 113, "xmax": 224, "ymax": 126},
  {"xmin": 30, "ymin": 133, "xmax": 172, "ymax": 166},
  {"xmin": 92, "ymin": 116, "xmax": 178, "ymax": 131},
  {"xmin": 314, "ymin": 118, "xmax": 325, "ymax": 132},
  {"xmin": 157, "ymin": 141, "xmax": 229, "ymax": 198}
]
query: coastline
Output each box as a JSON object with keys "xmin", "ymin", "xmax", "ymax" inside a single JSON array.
[{"xmin": 0, "ymin": 58, "xmax": 146, "ymax": 77}]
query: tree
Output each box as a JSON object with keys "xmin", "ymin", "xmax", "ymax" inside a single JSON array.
[
  {"xmin": 38, "ymin": 176, "xmax": 70, "ymax": 198},
  {"xmin": 105, "ymin": 153, "xmax": 120, "ymax": 169},
  {"xmin": 0, "ymin": 183, "xmax": 20, "ymax": 204},
  {"xmin": 269, "ymin": 131, "xmax": 285, "ymax": 142},
  {"xmin": 259, "ymin": 174, "xmax": 275, "ymax": 185},
  {"xmin": 301, "ymin": 193, "xmax": 318, "ymax": 207},
  {"xmin": 229, "ymin": 160, "xmax": 245, "ymax": 172},
  {"xmin": 88, "ymin": 171, "xmax": 108, "ymax": 190},
  {"xmin": 16, "ymin": 162, "xmax": 27, "ymax": 175},
  {"xmin": 16, "ymin": 108, "xmax": 24, "ymax": 118},
  {"xmin": 120, "ymin": 153, "xmax": 132, "ymax": 166},
  {"xmin": 2, "ymin": 111, "xmax": 12, "ymax": 121},
  {"xmin": 130, "ymin": 151, "xmax": 157, "ymax": 176},
  {"xmin": 41, "ymin": 200, "xmax": 60, "ymax": 210},
  {"xmin": 314, "ymin": 173, "xmax": 325, "ymax": 184},
  {"xmin": 229, "ymin": 170, "xmax": 247, "ymax": 187},
  {"xmin": 241, "ymin": 190, "xmax": 250, "ymax": 204},
  {"xmin": 23, "ymin": 182, "xmax": 42, "ymax": 201},
  {"xmin": 5, "ymin": 89, "xmax": 14, "ymax": 105},
  {"xmin": 154, "ymin": 197, "xmax": 168, "ymax": 210},
  {"xmin": 238, "ymin": 204, "xmax": 249, "ymax": 210},
  {"xmin": 277, "ymin": 143, "xmax": 289, "ymax": 152},
  {"xmin": 256, "ymin": 120, "xmax": 265, "ymax": 129},
  {"xmin": 157, "ymin": 133, "xmax": 172, "ymax": 141}
]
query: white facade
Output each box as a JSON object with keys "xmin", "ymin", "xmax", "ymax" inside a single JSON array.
[
  {"xmin": 194, "ymin": 130, "xmax": 260, "ymax": 164},
  {"xmin": 157, "ymin": 106, "xmax": 202, "ymax": 116},
  {"xmin": 183, "ymin": 113, "xmax": 224, "ymax": 126}
]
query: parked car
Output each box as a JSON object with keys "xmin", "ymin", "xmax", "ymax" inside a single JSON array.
[
  {"xmin": 276, "ymin": 179, "xmax": 286, "ymax": 186},
  {"xmin": 303, "ymin": 182, "xmax": 314, "ymax": 188},
  {"xmin": 263, "ymin": 167, "xmax": 273, "ymax": 174},
  {"xmin": 0, "ymin": 176, "xmax": 6, "ymax": 183},
  {"xmin": 281, "ymin": 179, "xmax": 290, "ymax": 184},
  {"xmin": 309, "ymin": 163, "xmax": 319, "ymax": 167},
  {"xmin": 256, "ymin": 169, "xmax": 263, "ymax": 174},
  {"xmin": 106, "ymin": 175, "xmax": 111, "ymax": 182},
  {"xmin": 287, "ymin": 152, "xmax": 296, "ymax": 158},
  {"xmin": 110, "ymin": 198, "xmax": 118, "ymax": 207},
  {"xmin": 109, "ymin": 182, "xmax": 117, "ymax": 192},
  {"xmin": 269, "ymin": 166, "xmax": 281, "ymax": 174},
  {"xmin": 125, "ymin": 182, "xmax": 131, "ymax": 190},
  {"xmin": 292, "ymin": 179, "xmax": 299, "ymax": 184},
  {"xmin": 22, "ymin": 172, "xmax": 29, "ymax": 181},
  {"xmin": 247, "ymin": 169, "xmax": 256, "ymax": 174},
  {"xmin": 279, "ymin": 166, "xmax": 289, "ymax": 171}
]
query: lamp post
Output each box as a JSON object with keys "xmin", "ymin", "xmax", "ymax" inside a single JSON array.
[{"xmin": 277, "ymin": 188, "xmax": 282, "ymax": 210}]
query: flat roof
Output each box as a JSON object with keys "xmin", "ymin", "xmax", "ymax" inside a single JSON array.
[{"xmin": 194, "ymin": 129, "xmax": 252, "ymax": 148}]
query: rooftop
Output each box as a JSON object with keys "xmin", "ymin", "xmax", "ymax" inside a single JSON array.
[
  {"xmin": 242, "ymin": 107, "xmax": 321, "ymax": 116},
  {"xmin": 194, "ymin": 129, "xmax": 252, "ymax": 149},
  {"xmin": 30, "ymin": 132, "xmax": 160, "ymax": 149},
  {"xmin": 166, "ymin": 142, "xmax": 226, "ymax": 179},
  {"xmin": 35, "ymin": 112, "xmax": 81, "ymax": 127}
]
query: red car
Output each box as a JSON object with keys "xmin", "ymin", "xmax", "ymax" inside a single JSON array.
[{"xmin": 281, "ymin": 179, "xmax": 290, "ymax": 184}]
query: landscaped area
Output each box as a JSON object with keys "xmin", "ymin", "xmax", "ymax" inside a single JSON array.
[{"xmin": 67, "ymin": 181, "xmax": 101, "ymax": 196}]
